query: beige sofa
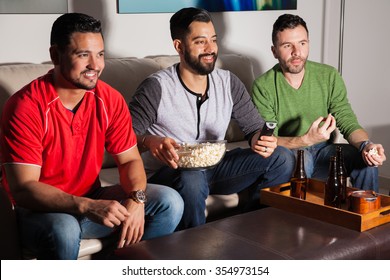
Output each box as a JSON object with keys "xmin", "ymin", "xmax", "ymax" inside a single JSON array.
[{"xmin": 0, "ymin": 54, "xmax": 255, "ymax": 259}]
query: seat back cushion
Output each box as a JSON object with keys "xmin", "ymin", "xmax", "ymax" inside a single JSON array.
[
  {"xmin": 99, "ymin": 58, "xmax": 162, "ymax": 168},
  {"xmin": 0, "ymin": 63, "xmax": 53, "ymax": 116}
]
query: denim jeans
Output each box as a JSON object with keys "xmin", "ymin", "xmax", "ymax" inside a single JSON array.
[
  {"xmin": 16, "ymin": 184, "xmax": 184, "ymax": 260},
  {"xmin": 149, "ymin": 146, "xmax": 294, "ymax": 230},
  {"xmin": 289, "ymin": 142, "xmax": 378, "ymax": 191}
]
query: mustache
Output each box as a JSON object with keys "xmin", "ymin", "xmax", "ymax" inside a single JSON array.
[
  {"xmin": 199, "ymin": 53, "xmax": 217, "ymax": 59},
  {"xmin": 81, "ymin": 69, "xmax": 100, "ymax": 74},
  {"xmin": 288, "ymin": 56, "xmax": 303, "ymax": 62}
]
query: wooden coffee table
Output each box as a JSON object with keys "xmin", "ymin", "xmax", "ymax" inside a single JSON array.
[{"xmin": 114, "ymin": 207, "xmax": 390, "ymax": 259}]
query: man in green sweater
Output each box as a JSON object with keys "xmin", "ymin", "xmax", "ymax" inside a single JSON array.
[{"xmin": 252, "ymin": 14, "xmax": 386, "ymax": 191}]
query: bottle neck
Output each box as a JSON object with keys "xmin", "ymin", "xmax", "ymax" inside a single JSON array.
[
  {"xmin": 336, "ymin": 148, "xmax": 347, "ymax": 175},
  {"xmin": 328, "ymin": 157, "xmax": 339, "ymax": 181},
  {"xmin": 293, "ymin": 150, "xmax": 306, "ymax": 178}
]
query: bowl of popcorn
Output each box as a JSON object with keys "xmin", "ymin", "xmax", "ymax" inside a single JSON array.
[{"xmin": 175, "ymin": 140, "xmax": 227, "ymax": 170}]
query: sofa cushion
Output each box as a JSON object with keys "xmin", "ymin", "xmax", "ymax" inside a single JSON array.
[
  {"xmin": 0, "ymin": 63, "xmax": 53, "ymax": 115},
  {"xmin": 100, "ymin": 58, "xmax": 161, "ymax": 104},
  {"xmin": 99, "ymin": 58, "xmax": 162, "ymax": 168}
]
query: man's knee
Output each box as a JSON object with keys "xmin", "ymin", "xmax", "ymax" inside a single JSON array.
[
  {"xmin": 18, "ymin": 212, "xmax": 81, "ymax": 259},
  {"xmin": 175, "ymin": 171, "xmax": 209, "ymax": 197},
  {"xmin": 273, "ymin": 146, "xmax": 295, "ymax": 170},
  {"xmin": 146, "ymin": 184, "xmax": 184, "ymax": 214},
  {"xmin": 48, "ymin": 214, "xmax": 81, "ymax": 245},
  {"xmin": 159, "ymin": 186, "xmax": 184, "ymax": 215}
]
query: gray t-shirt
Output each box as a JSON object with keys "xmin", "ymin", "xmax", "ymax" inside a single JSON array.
[{"xmin": 129, "ymin": 64, "xmax": 264, "ymax": 177}]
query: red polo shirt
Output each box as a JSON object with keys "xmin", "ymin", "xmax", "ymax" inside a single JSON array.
[{"xmin": 0, "ymin": 71, "xmax": 136, "ymax": 200}]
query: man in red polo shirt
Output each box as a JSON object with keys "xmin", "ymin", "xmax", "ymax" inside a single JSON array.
[{"xmin": 0, "ymin": 13, "xmax": 183, "ymax": 260}]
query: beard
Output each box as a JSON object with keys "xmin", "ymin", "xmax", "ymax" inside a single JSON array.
[
  {"xmin": 72, "ymin": 77, "xmax": 98, "ymax": 90},
  {"xmin": 60, "ymin": 66, "xmax": 99, "ymax": 90},
  {"xmin": 280, "ymin": 56, "xmax": 307, "ymax": 74},
  {"xmin": 184, "ymin": 50, "xmax": 218, "ymax": 75}
]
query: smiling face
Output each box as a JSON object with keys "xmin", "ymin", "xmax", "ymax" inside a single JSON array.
[
  {"xmin": 178, "ymin": 21, "xmax": 218, "ymax": 75},
  {"xmin": 54, "ymin": 32, "xmax": 105, "ymax": 90},
  {"xmin": 271, "ymin": 24, "xmax": 309, "ymax": 75}
]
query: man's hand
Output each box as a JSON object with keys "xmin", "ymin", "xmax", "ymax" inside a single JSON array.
[
  {"xmin": 117, "ymin": 199, "xmax": 145, "ymax": 248},
  {"xmin": 302, "ymin": 114, "xmax": 336, "ymax": 146},
  {"xmin": 362, "ymin": 143, "xmax": 386, "ymax": 167},
  {"xmin": 83, "ymin": 198, "xmax": 146, "ymax": 248},
  {"xmin": 147, "ymin": 135, "xmax": 180, "ymax": 169},
  {"xmin": 83, "ymin": 199, "xmax": 130, "ymax": 228},
  {"xmin": 252, "ymin": 132, "xmax": 278, "ymax": 158}
]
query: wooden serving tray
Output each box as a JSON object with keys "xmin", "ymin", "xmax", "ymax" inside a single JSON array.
[{"xmin": 260, "ymin": 179, "xmax": 390, "ymax": 231}]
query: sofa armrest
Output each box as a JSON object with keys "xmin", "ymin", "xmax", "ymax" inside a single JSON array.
[{"xmin": 0, "ymin": 186, "xmax": 22, "ymax": 259}]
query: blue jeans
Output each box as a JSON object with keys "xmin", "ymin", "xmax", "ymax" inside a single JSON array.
[
  {"xmin": 149, "ymin": 147, "xmax": 294, "ymax": 229},
  {"xmin": 289, "ymin": 142, "xmax": 378, "ymax": 191},
  {"xmin": 16, "ymin": 184, "xmax": 184, "ymax": 260}
]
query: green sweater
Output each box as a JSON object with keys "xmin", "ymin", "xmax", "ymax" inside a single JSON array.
[{"xmin": 252, "ymin": 60, "xmax": 361, "ymax": 141}]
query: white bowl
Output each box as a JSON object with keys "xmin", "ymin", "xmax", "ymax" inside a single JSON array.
[{"xmin": 175, "ymin": 140, "xmax": 227, "ymax": 169}]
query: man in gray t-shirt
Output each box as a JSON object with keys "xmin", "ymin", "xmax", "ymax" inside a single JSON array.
[{"xmin": 129, "ymin": 7, "xmax": 294, "ymax": 230}]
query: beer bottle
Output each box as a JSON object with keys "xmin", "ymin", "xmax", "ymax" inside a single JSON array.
[
  {"xmin": 336, "ymin": 145, "xmax": 347, "ymax": 203},
  {"xmin": 324, "ymin": 156, "xmax": 341, "ymax": 208},
  {"xmin": 290, "ymin": 149, "xmax": 307, "ymax": 199}
]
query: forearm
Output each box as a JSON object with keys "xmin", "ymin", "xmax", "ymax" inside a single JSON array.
[
  {"xmin": 11, "ymin": 180, "xmax": 89, "ymax": 214},
  {"xmin": 277, "ymin": 135, "xmax": 311, "ymax": 149},
  {"xmin": 5, "ymin": 164, "xmax": 89, "ymax": 214},
  {"xmin": 136, "ymin": 134, "xmax": 148, "ymax": 153},
  {"xmin": 348, "ymin": 129, "xmax": 386, "ymax": 167},
  {"xmin": 346, "ymin": 128, "xmax": 369, "ymax": 149},
  {"xmin": 136, "ymin": 134, "xmax": 160, "ymax": 153},
  {"xmin": 277, "ymin": 114, "xmax": 337, "ymax": 149},
  {"xmin": 118, "ymin": 159, "xmax": 147, "ymax": 194}
]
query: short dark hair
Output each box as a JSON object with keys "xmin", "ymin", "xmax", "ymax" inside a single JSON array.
[
  {"xmin": 272, "ymin": 14, "xmax": 308, "ymax": 45},
  {"xmin": 170, "ymin": 7, "xmax": 213, "ymax": 40},
  {"xmin": 50, "ymin": 13, "xmax": 102, "ymax": 51}
]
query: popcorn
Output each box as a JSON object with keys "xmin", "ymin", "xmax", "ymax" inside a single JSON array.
[
  {"xmin": 368, "ymin": 148, "xmax": 378, "ymax": 156},
  {"xmin": 176, "ymin": 141, "xmax": 226, "ymax": 169}
]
